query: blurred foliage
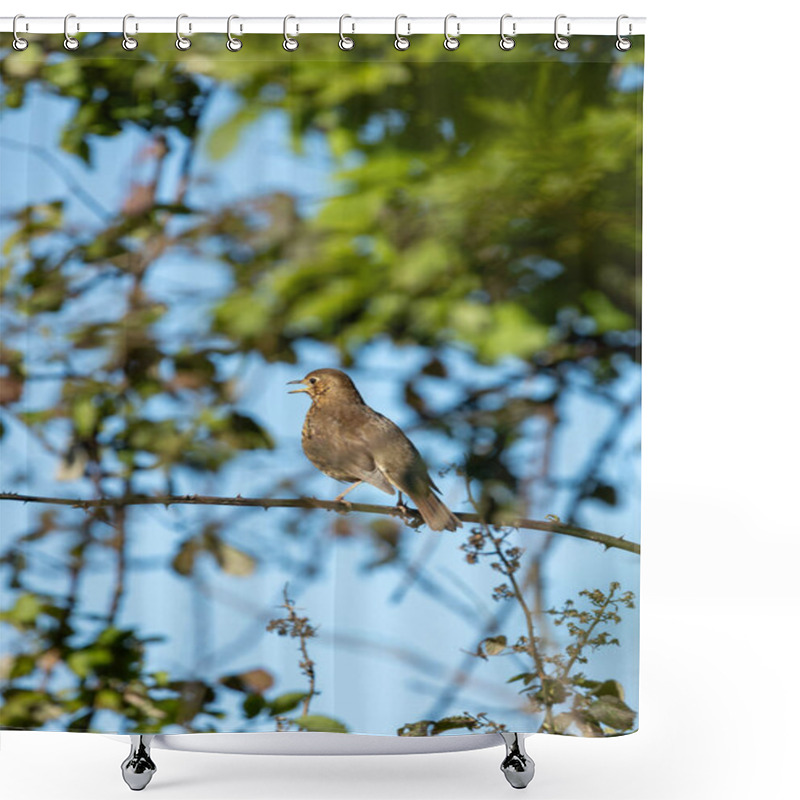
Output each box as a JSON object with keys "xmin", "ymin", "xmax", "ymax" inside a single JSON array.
[
  {"xmin": 400, "ymin": 579, "xmax": 637, "ymax": 737},
  {"xmin": 466, "ymin": 527, "xmax": 636, "ymax": 735},
  {"xmin": 0, "ymin": 591, "xmax": 224, "ymax": 731},
  {"xmin": 260, "ymin": 587, "xmax": 348, "ymax": 734},
  {"xmin": 1, "ymin": 33, "xmax": 641, "ymax": 733}
]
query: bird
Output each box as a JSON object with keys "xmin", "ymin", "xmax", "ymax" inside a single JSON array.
[{"xmin": 288, "ymin": 368, "xmax": 461, "ymax": 532}]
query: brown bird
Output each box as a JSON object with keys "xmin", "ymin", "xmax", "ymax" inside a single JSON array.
[{"xmin": 288, "ymin": 368, "xmax": 461, "ymax": 532}]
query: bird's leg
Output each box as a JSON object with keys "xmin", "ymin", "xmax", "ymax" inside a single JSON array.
[
  {"xmin": 334, "ymin": 481, "xmax": 363, "ymax": 507},
  {"xmin": 395, "ymin": 491, "xmax": 410, "ymax": 514},
  {"xmin": 394, "ymin": 492, "xmax": 417, "ymax": 525}
]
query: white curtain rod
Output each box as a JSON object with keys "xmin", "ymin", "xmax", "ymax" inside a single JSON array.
[{"xmin": 1, "ymin": 16, "xmax": 645, "ymax": 36}]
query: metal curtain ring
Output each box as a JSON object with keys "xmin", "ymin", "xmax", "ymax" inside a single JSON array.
[
  {"xmin": 616, "ymin": 15, "xmax": 632, "ymax": 51},
  {"xmin": 227, "ymin": 15, "xmax": 243, "ymax": 51},
  {"xmin": 339, "ymin": 14, "xmax": 355, "ymax": 50},
  {"xmin": 499, "ymin": 14, "xmax": 515, "ymax": 50},
  {"xmin": 554, "ymin": 14, "xmax": 570, "ymax": 51},
  {"xmin": 175, "ymin": 14, "xmax": 191, "ymax": 50},
  {"xmin": 64, "ymin": 13, "xmax": 79, "ymax": 51},
  {"xmin": 122, "ymin": 14, "xmax": 138, "ymax": 51},
  {"xmin": 444, "ymin": 14, "xmax": 460, "ymax": 51},
  {"xmin": 283, "ymin": 15, "xmax": 299, "ymax": 51},
  {"xmin": 12, "ymin": 14, "xmax": 28, "ymax": 51},
  {"xmin": 394, "ymin": 15, "xmax": 410, "ymax": 51}
]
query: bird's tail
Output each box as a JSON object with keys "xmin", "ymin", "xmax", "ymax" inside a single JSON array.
[{"xmin": 412, "ymin": 491, "xmax": 462, "ymax": 532}]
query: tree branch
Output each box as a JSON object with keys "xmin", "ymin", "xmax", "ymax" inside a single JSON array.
[{"xmin": 0, "ymin": 492, "xmax": 640, "ymax": 554}]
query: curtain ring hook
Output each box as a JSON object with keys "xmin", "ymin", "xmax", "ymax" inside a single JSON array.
[
  {"xmin": 499, "ymin": 14, "xmax": 516, "ymax": 50},
  {"xmin": 338, "ymin": 14, "xmax": 355, "ymax": 50},
  {"xmin": 64, "ymin": 13, "xmax": 79, "ymax": 51},
  {"xmin": 615, "ymin": 15, "xmax": 632, "ymax": 51},
  {"xmin": 554, "ymin": 14, "xmax": 570, "ymax": 51},
  {"xmin": 394, "ymin": 14, "xmax": 410, "ymax": 51},
  {"xmin": 122, "ymin": 14, "xmax": 138, "ymax": 51},
  {"xmin": 227, "ymin": 15, "xmax": 243, "ymax": 51},
  {"xmin": 175, "ymin": 13, "xmax": 191, "ymax": 50},
  {"xmin": 283, "ymin": 15, "xmax": 299, "ymax": 51},
  {"xmin": 12, "ymin": 14, "xmax": 28, "ymax": 51},
  {"xmin": 443, "ymin": 14, "xmax": 460, "ymax": 51}
]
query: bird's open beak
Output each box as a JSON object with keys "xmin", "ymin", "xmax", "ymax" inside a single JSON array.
[{"xmin": 287, "ymin": 379, "xmax": 309, "ymax": 395}]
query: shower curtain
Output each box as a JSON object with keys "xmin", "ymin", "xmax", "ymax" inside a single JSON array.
[{"xmin": 0, "ymin": 29, "xmax": 642, "ymax": 740}]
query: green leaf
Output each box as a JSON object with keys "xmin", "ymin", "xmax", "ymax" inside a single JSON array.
[
  {"xmin": 293, "ymin": 714, "xmax": 348, "ymax": 733},
  {"xmin": 571, "ymin": 675, "xmax": 600, "ymax": 689},
  {"xmin": 536, "ymin": 678, "xmax": 569, "ymax": 705},
  {"xmin": 217, "ymin": 412, "xmax": 274, "ymax": 451},
  {"xmin": 453, "ymin": 302, "xmax": 550, "ymax": 363},
  {"xmin": 0, "ymin": 689, "xmax": 64, "ymax": 727},
  {"xmin": 66, "ymin": 647, "xmax": 113, "ymax": 679},
  {"xmin": 397, "ymin": 720, "xmax": 432, "ymax": 737},
  {"xmin": 267, "ymin": 691, "xmax": 309, "ymax": 716},
  {"xmin": 0, "ymin": 593, "xmax": 46, "ymax": 629},
  {"xmin": 587, "ymin": 696, "xmax": 637, "ymax": 731},
  {"xmin": 10, "ymin": 654, "xmax": 37, "ymax": 679},
  {"xmin": 95, "ymin": 689, "xmax": 123, "ymax": 711},
  {"xmin": 243, "ymin": 693, "xmax": 268, "ymax": 719},
  {"xmin": 581, "ymin": 290, "xmax": 633, "ymax": 333},
  {"xmin": 212, "ymin": 291, "xmax": 272, "ymax": 339},
  {"xmin": 152, "ymin": 670, "xmax": 170, "ymax": 687},
  {"xmin": 590, "ymin": 679, "xmax": 625, "ymax": 701},
  {"xmin": 431, "ymin": 715, "xmax": 480, "ymax": 735}
]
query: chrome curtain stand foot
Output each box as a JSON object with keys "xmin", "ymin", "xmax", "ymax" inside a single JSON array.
[
  {"xmin": 121, "ymin": 735, "xmax": 157, "ymax": 791},
  {"xmin": 499, "ymin": 732, "xmax": 535, "ymax": 789}
]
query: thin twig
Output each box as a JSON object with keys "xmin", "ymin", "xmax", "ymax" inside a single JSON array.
[
  {"xmin": 562, "ymin": 589, "xmax": 616, "ymax": 679},
  {"xmin": 267, "ymin": 585, "xmax": 317, "ymax": 717}
]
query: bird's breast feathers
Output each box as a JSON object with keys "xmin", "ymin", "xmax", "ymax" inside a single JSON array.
[{"xmin": 301, "ymin": 404, "xmax": 378, "ymax": 481}]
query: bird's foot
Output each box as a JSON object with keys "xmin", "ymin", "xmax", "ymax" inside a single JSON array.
[
  {"xmin": 394, "ymin": 499, "xmax": 419, "ymax": 526},
  {"xmin": 333, "ymin": 495, "xmax": 354, "ymax": 509}
]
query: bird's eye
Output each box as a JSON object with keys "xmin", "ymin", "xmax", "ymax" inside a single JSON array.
[{"xmin": 309, "ymin": 377, "xmax": 317, "ymax": 384}]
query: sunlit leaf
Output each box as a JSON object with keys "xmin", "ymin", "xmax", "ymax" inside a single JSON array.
[
  {"xmin": 481, "ymin": 635, "xmax": 508, "ymax": 656},
  {"xmin": 220, "ymin": 668, "xmax": 274, "ymax": 694}
]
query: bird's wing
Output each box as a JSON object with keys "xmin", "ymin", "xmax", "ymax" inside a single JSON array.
[
  {"xmin": 361, "ymin": 411, "xmax": 440, "ymax": 497},
  {"xmin": 324, "ymin": 416, "xmax": 395, "ymax": 495}
]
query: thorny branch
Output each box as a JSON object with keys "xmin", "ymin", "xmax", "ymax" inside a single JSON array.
[{"xmin": 0, "ymin": 492, "xmax": 640, "ymax": 555}]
